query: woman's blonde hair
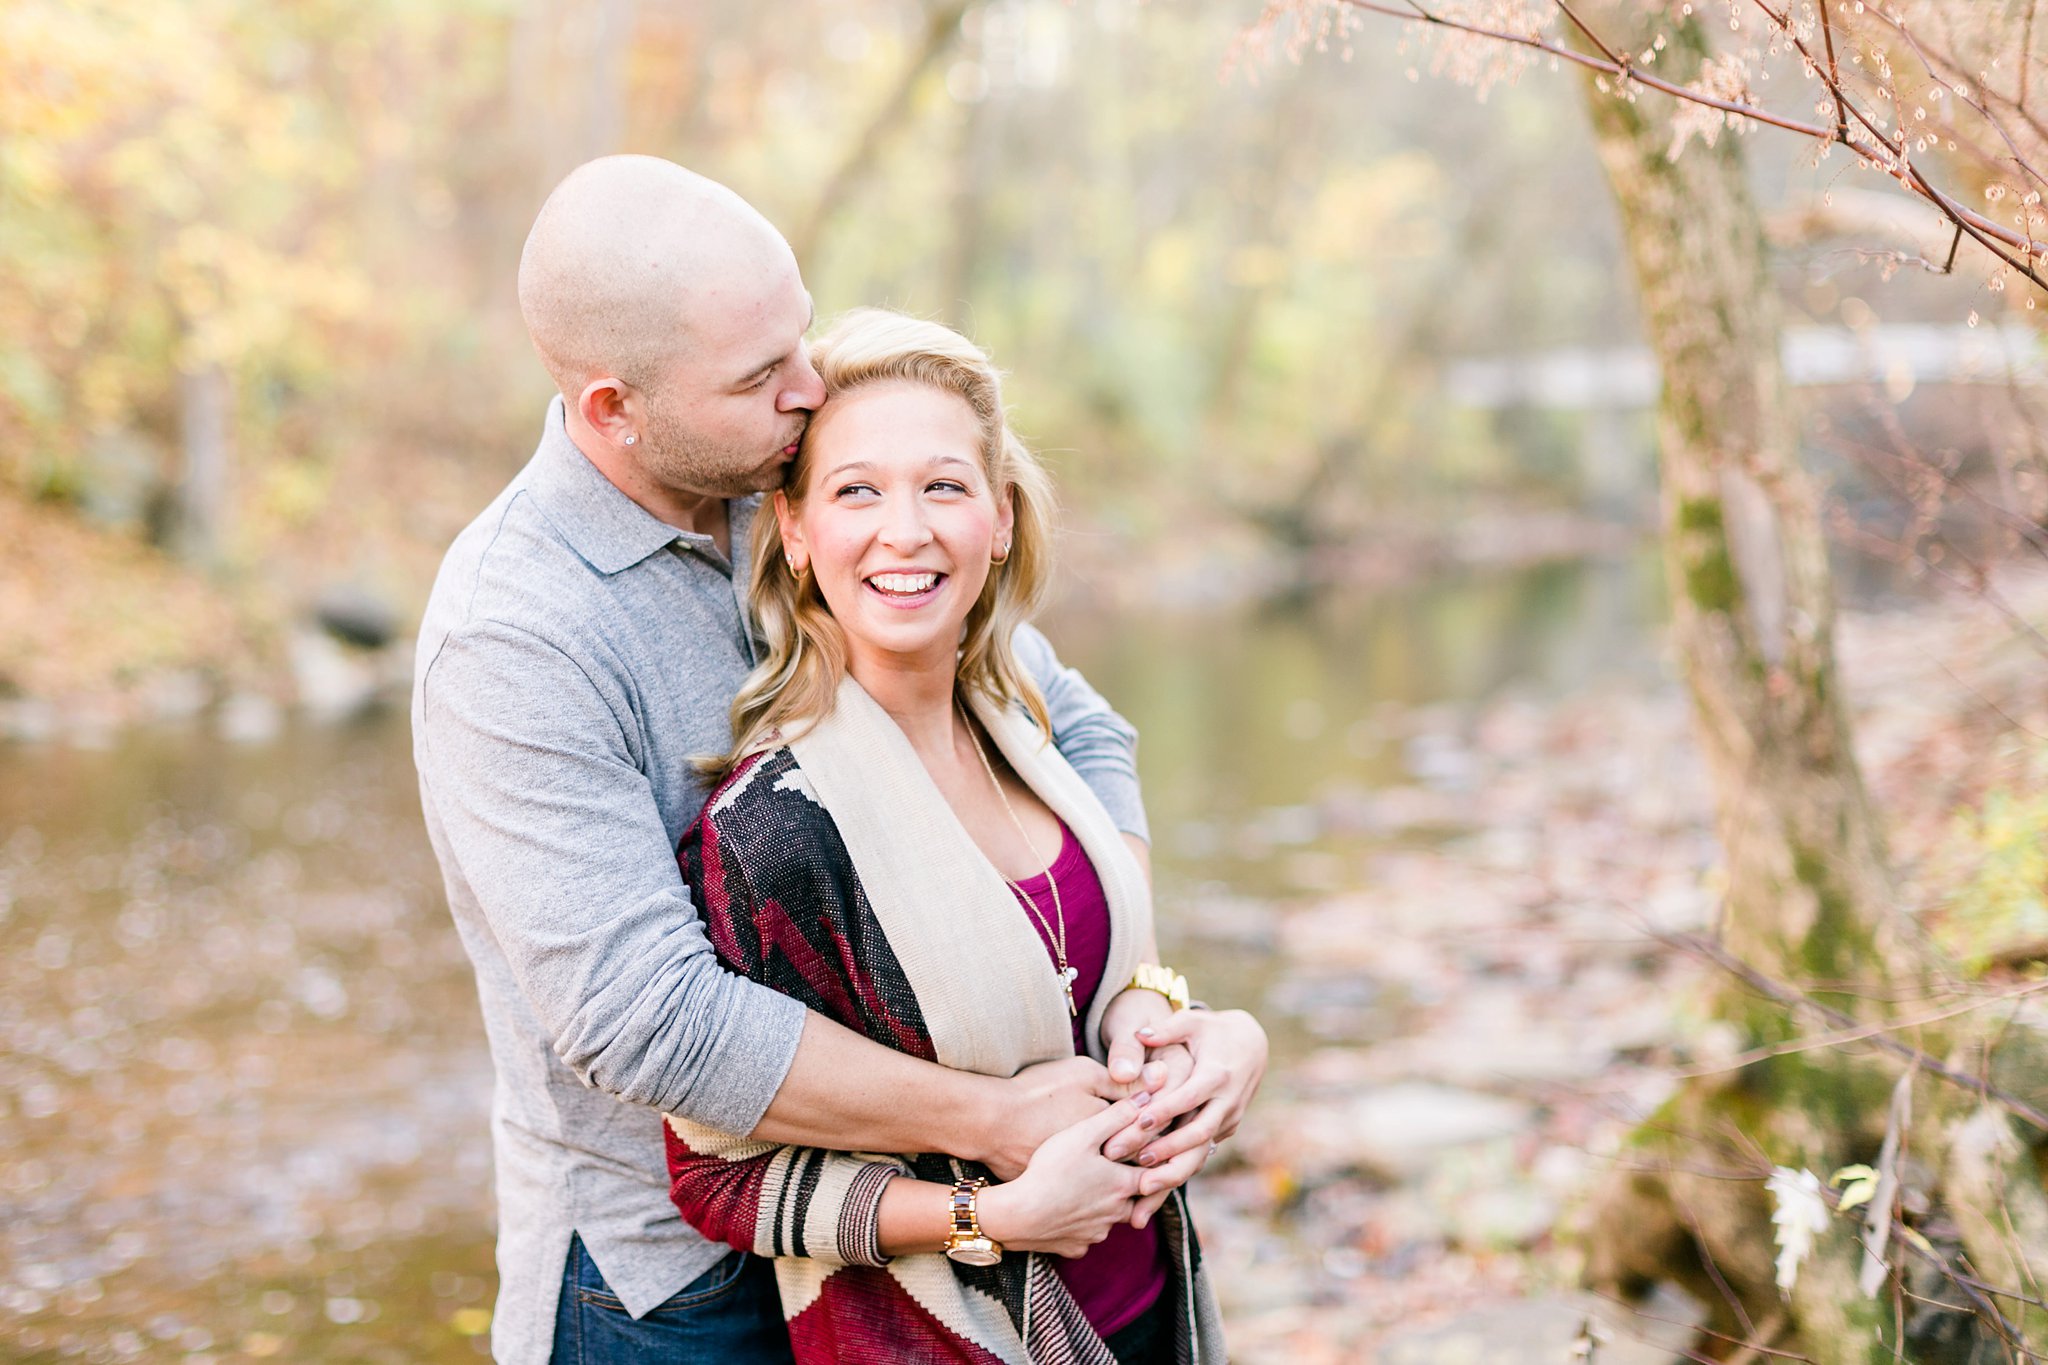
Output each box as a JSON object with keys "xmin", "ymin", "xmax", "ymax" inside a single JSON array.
[{"xmin": 714, "ymin": 308, "xmax": 1057, "ymax": 774}]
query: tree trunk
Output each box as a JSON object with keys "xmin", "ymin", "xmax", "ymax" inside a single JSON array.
[
  {"xmin": 1563, "ymin": 7, "xmax": 1959, "ymax": 1360},
  {"xmin": 940, "ymin": 40, "xmax": 992, "ymax": 330},
  {"xmin": 1571, "ymin": 5, "xmax": 1906, "ymax": 1020},
  {"xmin": 509, "ymin": 0, "xmax": 639, "ymax": 196},
  {"xmin": 790, "ymin": 0, "xmax": 972, "ymax": 265},
  {"xmin": 175, "ymin": 361, "xmax": 232, "ymax": 565}
]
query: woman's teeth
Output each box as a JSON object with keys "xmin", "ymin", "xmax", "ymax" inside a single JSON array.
[{"xmin": 867, "ymin": 571, "xmax": 939, "ymax": 597}]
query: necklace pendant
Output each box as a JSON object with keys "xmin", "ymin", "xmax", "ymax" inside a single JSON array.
[{"xmin": 1060, "ymin": 964, "xmax": 1079, "ymax": 1017}]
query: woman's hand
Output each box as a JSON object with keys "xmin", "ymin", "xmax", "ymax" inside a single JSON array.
[
  {"xmin": 1100, "ymin": 987, "xmax": 1189, "ymax": 1096},
  {"xmin": 978, "ymin": 1099, "xmax": 1144, "ymax": 1258},
  {"xmin": 1122, "ymin": 1008, "xmax": 1268, "ymax": 1226}
]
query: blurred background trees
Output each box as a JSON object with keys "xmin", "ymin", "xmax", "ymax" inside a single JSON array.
[
  {"xmin": 9, "ymin": 0, "xmax": 2038, "ymax": 706},
  {"xmin": 3, "ymin": 0, "xmax": 1657, "ymax": 700}
]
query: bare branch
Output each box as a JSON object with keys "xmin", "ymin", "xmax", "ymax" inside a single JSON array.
[
  {"xmin": 1744, "ymin": 0, "xmax": 2048, "ymax": 289},
  {"xmin": 1585, "ymin": 1290, "xmax": 1812, "ymax": 1360},
  {"xmin": 1675, "ymin": 1188, "xmax": 1759, "ymax": 1339},
  {"xmin": 1332, "ymin": 0, "xmax": 1850, "ymax": 136},
  {"xmin": 1852, "ymin": 3, "xmax": 2048, "ymax": 190},
  {"xmin": 1319, "ymin": 0, "xmax": 2048, "ymax": 290},
  {"xmin": 1891, "ymin": 1218, "xmax": 2035, "ymax": 1358},
  {"xmin": 1648, "ymin": 980, "xmax": 2048, "ymax": 1083},
  {"xmin": 1551, "ymin": 0, "xmax": 1628, "ymax": 72},
  {"xmin": 1659, "ymin": 929, "xmax": 2048, "ymax": 1134},
  {"xmin": 1819, "ymin": 0, "xmax": 1848, "ymax": 143}
]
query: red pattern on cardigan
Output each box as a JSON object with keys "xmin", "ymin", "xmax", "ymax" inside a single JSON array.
[{"xmin": 666, "ymin": 747, "xmax": 1203, "ymax": 1364}]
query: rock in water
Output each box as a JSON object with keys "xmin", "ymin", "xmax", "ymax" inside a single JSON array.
[{"xmin": 314, "ymin": 586, "xmax": 399, "ymax": 650}]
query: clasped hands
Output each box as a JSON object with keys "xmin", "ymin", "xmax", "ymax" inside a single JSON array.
[{"xmin": 979, "ymin": 989, "xmax": 1267, "ymax": 1247}]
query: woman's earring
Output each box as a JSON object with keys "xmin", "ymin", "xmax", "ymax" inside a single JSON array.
[
  {"xmin": 623, "ymin": 434, "xmax": 639, "ymax": 447},
  {"xmin": 991, "ymin": 541, "xmax": 1011, "ymax": 565},
  {"xmin": 785, "ymin": 554, "xmax": 806, "ymax": 577}
]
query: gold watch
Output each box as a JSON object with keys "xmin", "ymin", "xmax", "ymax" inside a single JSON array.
[
  {"xmin": 943, "ymin": 1177, "xmax": 1003, "ymax": 1266},
  {"xmin": 1130, "ymin": 963, "xmax": 1191, "ymax": 1011}
]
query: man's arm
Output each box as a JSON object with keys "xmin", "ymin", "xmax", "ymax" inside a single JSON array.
[
  {"xmin": 1013, "ymin": 623, "xmax": 1148, "ymax": 846},
  {"xmin": 420, "ymin": 619, "xmax": 811, "ymax": 1134},
  {"xmin": 751, "ymin": 1016, "xmax": 1124, "ymax": 1178},
  {"xmin": 421, "ymin": 619, "xmax": 1122, "ymax": 1167}
]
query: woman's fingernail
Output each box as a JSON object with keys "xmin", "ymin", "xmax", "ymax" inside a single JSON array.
[
  {"xmin": 1138, "ymin": 1114, "xmax": 1157, "ymax": 1130},
  {"xmin": 1138, "ymin": 1152, "xmax": 1158, "ymax": 1166},
  {"xmin": 1136, "ymin": 1027, "xmax": 1156, "ymax": 1039},
  {"xmin": 1131, "ymin": 1091, "xmax": 1151, "ymax": 1107}
]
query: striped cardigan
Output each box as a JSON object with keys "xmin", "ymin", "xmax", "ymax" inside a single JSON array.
[{"xmin": 665, "ymin": 678, "xmax": 1226, "ymax": 1363}]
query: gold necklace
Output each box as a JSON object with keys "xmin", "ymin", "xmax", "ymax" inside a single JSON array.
[{"xmin": 959, "ymin": 701, "xmax": 1078, "ymax": 1017}]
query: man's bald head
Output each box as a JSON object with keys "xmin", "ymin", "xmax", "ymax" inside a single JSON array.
[{"xmin": 517, "ymin": 156, "xmax": 794, "ymax": 398}]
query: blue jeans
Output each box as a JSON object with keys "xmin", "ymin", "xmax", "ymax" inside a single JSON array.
[{"xmin": 549, "ymin": 1234, "xmax": 794, "ymax": 1364}]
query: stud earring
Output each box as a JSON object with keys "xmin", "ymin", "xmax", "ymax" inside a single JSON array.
[{"xmin": 623, "ymin": 434, "xmax": 639, "ymax": 447}]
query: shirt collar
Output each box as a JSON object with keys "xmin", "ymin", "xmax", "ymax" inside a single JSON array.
[{"xmin": 525, "ymin": 395, "xmax": 703, "ymax": 576}]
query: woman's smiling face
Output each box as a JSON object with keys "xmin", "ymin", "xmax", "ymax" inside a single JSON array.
[{"xmin": 777, "ymin": 379, "xmax": 1013, "ymax": 675}]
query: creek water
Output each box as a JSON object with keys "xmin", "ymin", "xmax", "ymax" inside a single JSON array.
[{"xmin": 0, "ymin": 552, "xmax": 1669, "ymax": 1363}]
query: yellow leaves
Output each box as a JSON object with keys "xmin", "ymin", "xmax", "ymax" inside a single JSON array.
[
  {"xmin": 4, "ymin": 0, "xmax": 214, "ymax": 151},
  {"xmin": 1929, "ymin": 747, "xmax": 2048, "ymax": 974},
  {"xmin": 1139, "ymin": 228, "xmax": 1203, "ymax": 301},
  {"xmin": 1226, "ymin": 243, "xmax": 1291, "ymax": 289},
  {"xmin": 76, "ymin": 354, "xmax": 136, "ymax": 433},
  {"xmin": 249, "ymin": 456, "xmax": 337, "ymax": 534},
  {"xmin": 164, "ymin": 224, "xmax": 370, "ymax": 371},
  {"xmin": 0, "ymin": 3, "xmax": 118, "ymax": 138},
  {"xmin": 1299, "ymin": 155, "xmax": 1443, "ymax": 264},
  {"xmin": 1830, "ymin": 1162, "xmax": 1879, "ymax": 1213},
  {"xmin": 0, "ymin": 0, "xmax": 409, "ymax": 474},
  {"xmin": 448, "ymin": 1307, "xmax": 492, "ymax": 1337},
  {"xmin": 1, "ymin": 141, "xmax": 66, "ymax": 208}
]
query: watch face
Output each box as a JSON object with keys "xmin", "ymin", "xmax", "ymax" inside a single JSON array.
[{"xmin": 946, "ymin": 1239, "xmax": 1001, "ymax": 1267}]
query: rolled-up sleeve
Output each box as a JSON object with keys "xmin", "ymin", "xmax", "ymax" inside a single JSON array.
[
  {"xmin": 1013, "ymin": 623, "xmax": 1148, "ymax": 844},
  {"xmin": 418, "ymin": 618, "xmax": 807, "ymax": 1134}
]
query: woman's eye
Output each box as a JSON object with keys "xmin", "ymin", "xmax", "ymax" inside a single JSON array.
[
  {"xmin": 927, "ymin": 480, "xmax": 969, "ymax": 496},
  {"xmin": 835, "ymin": 483, "xmax": 878, "ymax": 500}
]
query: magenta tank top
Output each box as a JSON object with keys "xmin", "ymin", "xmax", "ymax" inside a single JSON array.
[{"xmin": 1007, "ymin": 822, "xmax": 1168, "ymax": 1338}]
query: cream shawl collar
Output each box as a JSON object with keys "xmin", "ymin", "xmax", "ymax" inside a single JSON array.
[{"xmin": 786, "ymin": 675, "xmax": 1154, "ymax": 1076}]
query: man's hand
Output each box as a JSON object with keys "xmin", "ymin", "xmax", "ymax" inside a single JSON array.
[
  {"xmin": 977, "ymin": 1100, "xmax": 1146, "ymax": 1258},
  {"xmin": 976, "ymin": 1056, "xmax": 1127, "ymax": 1180}
]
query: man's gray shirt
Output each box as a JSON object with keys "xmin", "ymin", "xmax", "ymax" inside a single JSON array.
[{"xmin": 412, "ymin": 399, "xmax": 1147, "ymax": 1364}]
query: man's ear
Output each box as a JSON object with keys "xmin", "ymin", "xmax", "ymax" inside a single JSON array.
[
  {"xmin": 773, "ymin": 490, "xmax": 808, "ymax": 572},
  {"xmin": 578, "ymin": 378, "xmax": 635, "ymax": 446}
]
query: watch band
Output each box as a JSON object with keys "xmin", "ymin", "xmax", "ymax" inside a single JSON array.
[
  {"xmin": 949, "ymin": 1177, "xmax": 986, "ymax": 1239},
  {"xmin": 944, "ymin": 1177, "xmax": 1003, "ymax": 1266}
]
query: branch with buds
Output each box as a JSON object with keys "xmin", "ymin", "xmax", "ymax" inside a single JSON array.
[{"xmin": 1238, "ymin": 0, "xmax": 2048, "ymax": 294}]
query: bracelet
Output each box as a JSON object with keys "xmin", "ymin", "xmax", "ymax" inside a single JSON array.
[
  {"xmin": 843, "ymin": 1166, "xmax": 898, "ymax": 1268},
  {"xmin": 1129, "ymin": 963, "xmax": 1190, "ymax": 1011}
]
